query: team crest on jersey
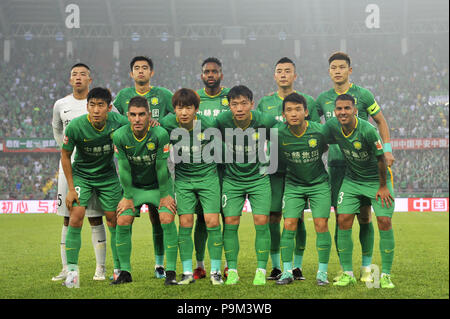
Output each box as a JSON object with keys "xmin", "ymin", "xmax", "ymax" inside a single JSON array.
[
  {"xmin": 163, "ymin": 143, "xmax": 170, "ymax": 153},
  {"xmin": 308, "ymin": 138, "xmax": 317, "ymax": 148},
  {"xmin": 151, "ymin": 97, "xmax": 159, "ymax": 105},
  {"xmin": 221, "ymin": 98, "xmax": 228, "ymax": 106},
  {"xmin": 197, "ymin": 132, "xmax": 205, "ymax": 141},
  {"xmin": 63, "ymin": 135, "xmax": 69, "ymax": 145},
  {"xmin": 353, "ymin": 141, "xmax": 362, "ymax": 150},
  {"xmin": 147, "ymin": 142, "xmax": 155, "ymax": 151}
]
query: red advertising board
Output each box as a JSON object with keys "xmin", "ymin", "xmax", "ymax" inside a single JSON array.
[{"xmin": 407, "ymin": 198, "xmax": 449, "ymax": 212}]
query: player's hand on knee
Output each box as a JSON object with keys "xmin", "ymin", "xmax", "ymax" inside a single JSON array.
[
  {"xmin": 375, "ymin": 186, "xmax": 394, "ymax": 208},
  {"xmin": 117, "ymin": 197, "xmax": 135, "ymax": 216},
  {"xmin": 66, "ymin": 189, "xmax": 80, "ymax": 211},
  {"xmin": 159, "ymin": 195, "xmax": 177, "ymax": 215}
]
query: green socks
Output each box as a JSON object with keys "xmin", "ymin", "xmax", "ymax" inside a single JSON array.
[
  {"xmin": 337, "ymin": 228, "xmax": 353, "ymax": 272},
  {"xmin": 152, "ymin": 221, "xmax": 165, "ymax": 264},
  {"xmin": 194, "ymin": 214, "xmax": 208, "ymax": 263},
  {"xmin": 207, "ymin": 226, "xmax": 223, "ymax": 273},
  {"xmin": 280, "ymin": 229, "xmax": 296, "ymax": 269},
  {"xmin": 294, "ymin": 219, "xmax": 306, "ymax": 268},
  {"xmin": 161, "ymin": 221, "xmax": 178, "ymax": 271},
  {"xmin": 178, "ymin": 226, "xmax": 193, "ymax": 273},
  {"xmin": 379, "ymin": 229, "xmax": 395, "ymax": 274},
  {"xmin": 254, "ymin": 224, "xmax": 271, "ymax": 269},
  {"xmin": 316, "ymin": 231, "xmax": 331, "ymax": 272},
  {"xmin": 108, "ymin": 226, "xmax": 120, "ymax": 270},
  {"xmin": 65, "ymin": 226, "xmax": 82, "ymax": 271},
  {"xmin": 269, "ymin": 222, "xmax": 281, "ymax": 269},
  {"xmin": 360, "ymin": 222, "xmax": 375, "ymax": 267},
  {"xmin": 223, "ymin": 224, "xmax": 239, "ymax": 269},
  {"xmin": 116, "ymin": 224, "xmax": 132, "ymax": 272}
]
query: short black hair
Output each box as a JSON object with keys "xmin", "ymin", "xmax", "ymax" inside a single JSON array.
[
  {"xmin": 328, "ymin": 51, "xmax": 351, "ymax": 67},
  {"xmin": 227, "ymin": 85, "xmax": 253, "ymax": 102},
  {"xmin": 282, "ymin": 92, "xmax": 307, "ymax": 112},
  {"xmin": 275, "ymin": 57, "xmax": 295, "ymax": 69},
  {"xmin": 335, "ymin": 93, "xmax": 355, "ymax": 106},
  {"xmin": 201, "ymin": 57, "xmax": 222, "ymax": 69},
  {"xmin": 172, "ymin": 88, "xmax": 200, "ymax": 110},
  {"xmin": 130, "ymin": 56, "xmax": 153, "ymax": 71},
  {"xmin": 70, "ymin": 63, "xmax": 90, "ymax": 72},
  {"xmin": 128, "ymin": 96, "xmax": 149, "ymax": 112},
  {"xmin": 87, "ymin": 87, "xmax": 112, "ymax": 105}
]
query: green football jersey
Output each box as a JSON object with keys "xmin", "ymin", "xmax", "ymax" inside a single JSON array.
[
  {"xmin": 197, "ymin": 87, "xmax": 230, "ymax": 118},
  {"xmin": 257, "ymin": 91, "xmax": 321, "ymax": 123},
  {"xmin": 277, "ymin": 121, "xmax": 329, "ymax": 186},
  {"xmin": 160, "ymin": 113, "xmax": 217, "ymax": 180},
  {"xmin": 62, "ymin": 112, "xmax": 129, "ymax": 180},
  {"xmin": 113, "ymin": 124, "xmax": 170, "ymax": 190},
  {"xmin": 113, "ymin": 86, "xmax": 174, "ymax": 120},
  {"xmin": 322, "ymin": 117, "xmax": 389, "ymax": 182},
  {"xmin": 316, "ymin": 83, "xmax": 381, "ymax": 165},
  {"xmin": 216, "ymin": 110, "xmax": 278, "ymax": 182}
]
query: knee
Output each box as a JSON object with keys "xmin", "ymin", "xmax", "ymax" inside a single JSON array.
[
  {"xmin": 377, "ymin": 217, "xmax": 392, "ymax": 231},
  {"xmin": 314, "ymin": 218, "xmax": 328, "ymax": 233},
  {"xmin": 159, "ymin": 212, "xmax": 174, "ymax": 224},
  {"xmin": 270, "ymin": 211, "xmax": 282, "ymax": 224},
  {"xmin": 88, "ymin": 216, "xmax": 103, "ymax": 226},
  {"xmin": 283, "ymin": 218, "xmax": 298, "ymax": 231},
  {"xmin": 204, "ymin": 214, "xmax": 220, "ymax": 228},
  {"xmin": 179, "ymin": 214, "xmax": 194, "ymax": 228}
]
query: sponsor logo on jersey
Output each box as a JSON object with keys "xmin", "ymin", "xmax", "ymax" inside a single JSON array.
[
  {"xmin": 163, "ymin": 143, "xmax": 170, "ymax": 153},
  {"xmin": 197, "ymin": 132, "xmax": 205, "ymax": 141},
  {"xmin": 83, "ymin": 138, "xmax": 93, "ymax": 142},
  {"xmin": 308, "ymin": 138, "xmax": 317, "ymax": 148},
  {"xmin": 353, "ymin": 141, "xmax": 362, "ymax": 150},
  {"xmin": 267, "ymin": 106, "xmax": 276, "ymax": 110},
  {"xmin": 252, "ymin": 132, "xmax": 259, "ymax": 141},
  {"xmin": 125, "ymin": 145, "xmax": 135, "ymax": 149},
  {"xmin": 152, "ymin": 109, "xmax": 159, "ymax": 118},
  {"xmin": 375, "ymin": 140, "xmax": 383, "ymax": 150},
  {"xmin": 147, "ymin": 142, "xmax": 155, "ymax": 151}
]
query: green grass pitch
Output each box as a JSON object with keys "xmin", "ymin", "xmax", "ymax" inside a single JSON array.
[{"xmin": 0, "ymin": 211, "xmax": 448, "ymax": 300}]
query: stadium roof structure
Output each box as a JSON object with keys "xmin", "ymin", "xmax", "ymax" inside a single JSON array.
[{"xmin": 0, "ymin": 0, "xmax": 448, "ymax": 40}]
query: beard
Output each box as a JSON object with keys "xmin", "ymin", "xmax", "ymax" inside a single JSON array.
[{"xmin": 203, "ymin": 78, "xmax": 221, "ymax": 89}]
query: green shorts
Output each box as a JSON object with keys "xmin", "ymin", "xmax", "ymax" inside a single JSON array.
[
  {"xmin": 337, "ymin": 177, "xmax": 395, "ymax": 218},
  {"xmin": 282, "ymin": 179, "xmax": 331, "ymax": 219},
  {"xmin": 121, "ymin": 178, "xmax": 175, "ymax": 217},
  {"xmin": 329, "ymin": 165, "xmax": 370, "ymax": 208},
  {"xmin": 269, "ymin": 173, "xmax": 285, "ymax": 212},
  {"xmin": 221, "ymin": 176, "xmax": 271, "ymax": 217},
  {"xmin": 175, "ymin": 175, "xmax": 221, "ymax": 215},
  {"xmin": 72, "ymin": 174, "xmax": 122, "ymax": 212}
]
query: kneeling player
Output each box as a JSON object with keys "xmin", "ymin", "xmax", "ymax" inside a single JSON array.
[
  {"xmin": 323, "ymin": 94, "xmax": 395, "ymax": 288},
  {"xmin": 276, "ymin": 93, "xmax": 332, "ymax": 286},
  {"xmin": 160, "ymin": 88, "xmax": 224, "ymax": 285},
  {"xmin": 113, "ymin": 96, "xmax": 177, "ymax": 285}
]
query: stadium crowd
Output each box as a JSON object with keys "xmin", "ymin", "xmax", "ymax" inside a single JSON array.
[{"xmin": 0, "ymin": 37, "xmax": 448, "ymax": 199}]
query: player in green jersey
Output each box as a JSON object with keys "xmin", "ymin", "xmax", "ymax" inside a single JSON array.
[
  {"xmin": 61, "ymin": 87, "xmax": 129, "ymax": 288},
  {"xmin": 323, "ymin": 94, "xmax": 395, "ymax": 288},
  {"xmin": 113, "ymin": 55, "xmax": 174, "ymax": 278},
  {"xmin": 275, "ymin": 93, "xmax": 332, "ymax": 286},
  {"xmin": 257, "ymin": 57, "xmax": 319, "ymax": 281},
  {"xmin": 316, "ymin": 52, "xmax": 395, "ymax": 282},
  {"xmin": 215, "ymin": 85, "xmax": 278, "ymax": 286},
  {"xmin": 160, "ymin": 88, "xmax": 224, "ymax": 285},
  {"xmin": 111, "ymin": 96, "xmax": 177, "ymax": 285},
  {"xmin": 193, "ymin": 57, "xmax": 230, "ymax": 280}
]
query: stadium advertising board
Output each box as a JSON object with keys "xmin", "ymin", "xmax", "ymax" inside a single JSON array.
[
  {"xmin": 391, "ymin": 138, "xmax": 449, "ymax": 150},
  {"xmin": 2, "ymin": 138, "xmax": 59, "ymax": 152},
  {"xmin": 1, "ymin": 198, "xmax": 448, "ymax": 214}
]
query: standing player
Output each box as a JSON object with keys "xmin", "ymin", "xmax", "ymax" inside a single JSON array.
[
  {"xmin": 113, "ymin": 56, "xmax": 174, "ymax": 278},
  {"xmin": 160, "ymin": 88, "xmax": 224, "ymax": 285},
  {"xmin": 192, "ymin": 57, "xmax": 230, "ymax": 280},
  {"xmin": 61, "ymin": 87, "xmax": 129, "ymax": 288},
  {"xmin": 51, "ymin": 63, "xmax": 107, "ymax": 282},
  {"xmin": 216, "ymin": 85, "xmax": 278, "ymax": 286},
  {"xmin": 316, "ymin": 52, "xmax": 395, "ymax": 282},
  {"xmin": 112, "ymin": 96, "xmax": 177, "ymax": 286},
  {"xmin": 322, "ymin": 94, "xmax": 395, "ymax": 288},
  {"xmin": 257, "ymin": 57, "xmax": 320, "ymax": 281},
  {"xmin": 275, "ymin": 93, "xmax": 332, "ymax": 286}
]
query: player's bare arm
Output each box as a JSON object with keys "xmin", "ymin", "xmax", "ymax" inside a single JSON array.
[
  {"xmin": 371, "ymin": 111, "xmax": 395, "ymax": 167},
  {"xmin": 375, "ymin": 154, "xmax": 394, "ymax": 208},
  {"xmin": 61, "ymin": 148, "xmax": 79, "ymax": 210}
]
